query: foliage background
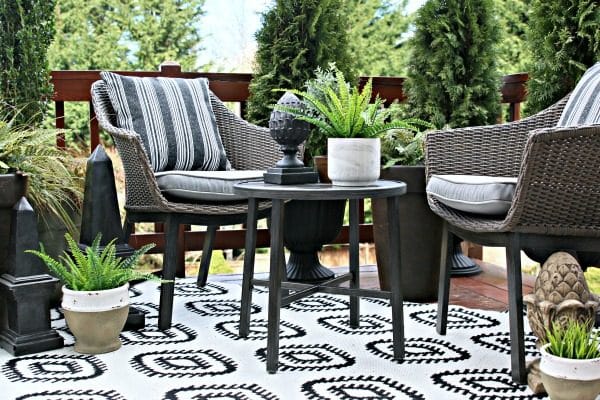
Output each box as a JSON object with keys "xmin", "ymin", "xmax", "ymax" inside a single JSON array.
[{"xmin": 0, "ymin": 0, "xmax": 56, "ymax": 125}]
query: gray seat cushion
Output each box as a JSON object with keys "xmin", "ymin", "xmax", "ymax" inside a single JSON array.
[
  {"xmin": 426, "ymin": 174, "xmax": 517, "ymax": 215},
  {"xmin": 557, "ymin": 62, "xmax": 600, "ymax": 127},
  {"xmin": 155, "ymin": 170, "xmax": 265, "ymax": 202},
  {"xmin": 101, "ymin": 72, "xmax": 230, "ymax": 172}
]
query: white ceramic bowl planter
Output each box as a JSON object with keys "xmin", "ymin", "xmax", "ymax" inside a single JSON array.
[
  {"xmin": 62, "ymin": 283, "xmax": 130, "ymax": 354},
  {"xmin": 540, "ymin": 343, "xmax": 600, "ymax": 400},
  {"xmin": 327, "ymin": 138, "xmax": 380, "ymax": 186}
]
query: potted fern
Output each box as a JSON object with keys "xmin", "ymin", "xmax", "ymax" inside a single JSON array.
[
  {"xmin": 276, "ymin": 66, "xmax": 422, "ymax": 186},
  {"xmin": 540, "ymin": 319, "xmax": 600, "ymax": 400},
  {"xmin": 28, "ymin": 233, "xmax": 156, "ymax": 354}
]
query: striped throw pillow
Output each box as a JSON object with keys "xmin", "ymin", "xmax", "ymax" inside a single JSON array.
[
  {"xmin": 557, "ymin": 62, "xmax": 600, "ymax": 127},
  {"xmin": 101, "ymin": 72, "xmax": 229, "ymax": 172}
]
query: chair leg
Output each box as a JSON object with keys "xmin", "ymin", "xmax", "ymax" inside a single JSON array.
[
  {"xmin": 240, "ymin": 199, "xmax": 258, "ymax": 338},
  {"xmin": 506, "ymin": 233, "xmax": 526, "ymax": 384},
  {"xmin": 436, "ymin": 223, "xmax": 453, "ymax": 335},
  {"xmin": 196, "ymin": 225, "xmax": 217, "ymax": 287},
  {"xmin": 159, "ymin": 217, "xmax": 180, "ymax": 330}
]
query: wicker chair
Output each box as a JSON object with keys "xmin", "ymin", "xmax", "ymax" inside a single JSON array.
[
  {"xmin": 91, "ymin": 80, "xmax": 280, "ymax": 330},
  {"xmin": 425, "ymin": 95, "xmax": 600, "ymax": 383}
]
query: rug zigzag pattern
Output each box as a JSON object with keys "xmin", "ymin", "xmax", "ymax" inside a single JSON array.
[{"xmin": 0, "ymin": 278, "xmax": 546, "ymax": 399}]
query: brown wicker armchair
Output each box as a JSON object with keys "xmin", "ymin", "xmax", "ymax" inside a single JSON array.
[
  {"xmin": 425, "ymin": 95, "xmax": 600, "ymax": 383},
  {"xmin": 91, "ymin": 80, "xmax": 280, "ymax": 330}
]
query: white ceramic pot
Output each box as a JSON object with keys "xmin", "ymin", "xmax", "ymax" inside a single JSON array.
[
  {"xmin": 62, "ymin": 284, "xmax": 130, "ymax": 354},
  {"xmin": 539, "ymin": 343, "xmax": 600, "ymax": 400},
  {"xmin": 327, "ymin": 138, "xmax": 380, "ymax": 186}
]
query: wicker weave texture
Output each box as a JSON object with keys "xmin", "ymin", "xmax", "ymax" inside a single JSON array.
[
  {"xmin": 91, "ymin": 80, "xmax": 276, "ymax": 215},
  {"xmin": 425, "ymin": 95, "xmax": 600, "ymax": 237}
]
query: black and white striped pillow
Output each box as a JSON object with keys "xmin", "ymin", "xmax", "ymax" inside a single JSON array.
[
  {"xmin": 101, "ymin": 72, "xmax": 229, "ymax": 172},
  {"xmin": 557, "ymin": 62, "xmax": 600, "ymax": 127}
]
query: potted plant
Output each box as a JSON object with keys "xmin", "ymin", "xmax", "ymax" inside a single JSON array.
[
  {"xmin": 371, "ymin": 121, "xmax": 444, "ymax": 301},
  {"xmin": 539, "ymin": 319, "xmax": 600, "ymax": 400},
  {"xmin": 276, "ymin": 66, "xmax": 420, "ymax": 186},
  {"xmin": 0, "ymin": 113, "xmax": 83, "ymax": 259},
  {"xmin": 27, "ymin": 233, "xmax": 156, "ymax": 354}
]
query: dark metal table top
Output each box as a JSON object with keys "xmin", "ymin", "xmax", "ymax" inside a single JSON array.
[{"xmin": 233, "ymin": 180, "xmax": 407, "ymax": 201}]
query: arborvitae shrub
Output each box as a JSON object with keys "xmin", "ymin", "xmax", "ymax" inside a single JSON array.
[
  {"xmin": 403, "ymin": 0, "xmax": 501, "ymax": 129},
  {"xmin": 525, "ymin": 0, "xmax": 600, "ymax": 114},
  {"xmin": 246, "ymin": 0, "xmax": 354, "ymax": 128}
]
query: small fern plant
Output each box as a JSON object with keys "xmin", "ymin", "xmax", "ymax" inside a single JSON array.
[
  {"xmin": 27, "ymin": 233, "xmax": 157, "ymax": 291},
  {"xmin": 544, "ymin": 319, "xmax": 600, "ymax": 360},
  {"xmin": 274, "ymin": 67, "xmax": 425, "ymax": 139}
]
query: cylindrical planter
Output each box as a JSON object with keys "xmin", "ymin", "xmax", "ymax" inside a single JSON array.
[
  {"xmin": 62, "ymin": 283, "xmax": 129, "ymax": 354},
  {"xmin": 540, "ymin": 343, "xmax": 600, "ymax": 400},
  {"xmin": 327, "ymin": 138, "xmax": 380, "ymax": 186},
  {"xmin": 372, "ymin": 165, "xmax": 443, "ymax": 301}
]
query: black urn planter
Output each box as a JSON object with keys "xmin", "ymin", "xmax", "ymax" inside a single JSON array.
[
  {"xmin": 0, "ymin": 173, "xmax": 28, "ymax": 268},
  {"xmin": 372, "ymin": 165, "xmax": 443, "ymax": 302},
  {"xmin": 283, "ymin": 199, "xmax": 346, "ymax": 281}
]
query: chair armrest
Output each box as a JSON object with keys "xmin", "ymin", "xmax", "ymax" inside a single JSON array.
[
  {"xmin": 506, "ymin": 124, "xmax": 600, "ymax": 235},
  {"xmin": 425, "ymin": 96, "xmax": 569, "ymax": 179},
  {"xmin": 210, "ymin": 95, "xmax": 282, "ymax": 170},
  {"xmin": 91, "ymin": 81, "xmax": 168, "ymax": 211}
]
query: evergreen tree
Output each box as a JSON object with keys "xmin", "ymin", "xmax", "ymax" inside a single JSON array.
[
  {"xmin": 0, "ymin": 0, "xmax": 56, "ymax": 125},
  {"xmin": 404, "ymin": 0, "xmax": 501, "ymax": 129},
  {"xmin": 494, "ymin": 0, "xmax": 530, "ymax": 75},
  {"xmin": 48, "ymin": 0, "xmax": 206, "ymax": 141},
  {"xmin": 246, "ymin": 0, "xmax": 355, "ymax": 127},
  {"xmin": 346, "ymin": 0, "xmax": 413, "ymax": 76},
  {"xmin": 526, "ymin": 0, "xmax": 600, "ymax": 114},
  {"xmin": 49, "ymin": 0, "xmax": 206, "ymax": 71}
]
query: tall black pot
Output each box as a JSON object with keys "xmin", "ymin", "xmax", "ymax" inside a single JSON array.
[
  {"xmin": 0, "ymin": 173, "xmax": 28, "ymax": 273},
  {"xmin": 283, "ymin": 199, "xmax": 346, "ymax": 281},
  {"xmin": 372, "ymin": 165, "xmax": 443, "ymax": 302}
]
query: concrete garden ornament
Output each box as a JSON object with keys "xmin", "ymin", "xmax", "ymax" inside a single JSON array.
[{"xmin": 523, "ymin": 251, "xmax": 599, "ymax": 394}]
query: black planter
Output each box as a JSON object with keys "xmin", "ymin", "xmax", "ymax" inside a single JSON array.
[
  {"xmin": 372, "ymin": 165, "xmax": 443, "ymax": 302},
  {"xmin": 0, "ymin": 173, "xmax": 28, "ymax": 272},
  {"xmin": 283, "ymin": 199, "xmax": 346, "ymax": 281}
]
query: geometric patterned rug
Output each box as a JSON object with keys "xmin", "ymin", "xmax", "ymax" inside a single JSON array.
[{"xmin": 0, "ymin": 278, "xmax": 548, "ymax": 399}]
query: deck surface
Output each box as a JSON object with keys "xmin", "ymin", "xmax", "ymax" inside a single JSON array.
[{"xmin": 211, "ymin": 259, "xmax": 535, "ymax": 311}]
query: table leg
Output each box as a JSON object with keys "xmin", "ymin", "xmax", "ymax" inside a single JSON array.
[
  {"xmin": 349, "ymin": 199, "xmax": 360, "ymax": 328},
  {"xmin": 239, "ymin": 198, "xmax": 258, "ymax": 338},
  {"xmin": 267, "ymin": 199, "xmax": 285, "ymax": 373},
  {"xmin": 386, "ymin": 195, "xmax": 405, "ymax": 359}
]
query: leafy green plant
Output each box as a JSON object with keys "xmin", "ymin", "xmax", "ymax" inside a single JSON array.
[
  {"xmin": 544, "ymin": 319, "xmax": 600, "ymax": 360},
  {"xmin": 276, "ymin": 67, "xmax": 426, "ymax": 141},
  {"xmin": 0, "ymin": 111, "xmax": 83, "ymax": 233},
  {"xmin": 27, "ymin": 233, "xmax": 158, "ymax": 291}
]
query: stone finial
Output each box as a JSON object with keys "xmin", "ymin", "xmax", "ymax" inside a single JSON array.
[
  {"xmin": 269, "ymin": 92, "xmax": 310, "ymax": 168},
  {"xmin": 524, "ymin": 251, "xmax": 599, "ymax": 343}
]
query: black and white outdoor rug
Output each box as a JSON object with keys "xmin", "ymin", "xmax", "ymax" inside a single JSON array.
[{"xmin": 0, "ymin": 278, "xmax": 548, "ymax": 400}]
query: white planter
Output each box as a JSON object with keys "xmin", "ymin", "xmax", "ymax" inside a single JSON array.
[
  {"xmin": 62, "ymin": 284, "xmax": 130, "ymax": 354},
  {"xmin": 327, "ymin": 138, "xmax": 380, "ymax": 186},
  {"xmin": 540, "ymin": 343, "xmax": 600, "ymax": 400},
  {"xmin": 62, "ymin": 283, "xmax": 130, "ymax": 312}
]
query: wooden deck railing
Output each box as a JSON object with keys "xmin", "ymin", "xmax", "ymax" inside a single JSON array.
[{"xmin": 50, "ymin": 62, "xmax": 528, "ymax": 275}]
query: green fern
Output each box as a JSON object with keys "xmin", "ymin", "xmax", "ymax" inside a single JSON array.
[
  {"xmin": 274, "ymin": 67, "xmax": 407, "ymax": 139},
  {"xmin": 544, "ymin": 319, "xmax": 600, "ymax": 360},
  {"xmin": 27, "ymin": 233, "xmax": 158, "ymax": 291}
]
